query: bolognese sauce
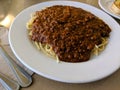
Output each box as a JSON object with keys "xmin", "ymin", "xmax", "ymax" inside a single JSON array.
[{"xmin": 29, "ymin": 5, "xmax": 111, "ymax": 62}]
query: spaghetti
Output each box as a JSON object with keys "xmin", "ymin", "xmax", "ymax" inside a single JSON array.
[{"xmin": 26, "ymin": 5, "xmax": 111, "ymax": 62}]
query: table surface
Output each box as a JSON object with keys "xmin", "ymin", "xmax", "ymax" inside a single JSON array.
[{"xmin": 1, "ymin": 0, "xmax": 120, "ymax": 90}]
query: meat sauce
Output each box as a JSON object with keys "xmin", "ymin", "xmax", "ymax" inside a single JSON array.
[{"xmin": 30, "ymin": 5, "xmax": 111, "ymax": 62}]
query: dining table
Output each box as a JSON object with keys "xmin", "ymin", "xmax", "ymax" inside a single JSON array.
[{"xmin": 1, "ymin": 0, "xmax": 120, "ymax": 90}]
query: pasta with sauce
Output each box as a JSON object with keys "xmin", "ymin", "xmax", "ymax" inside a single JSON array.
[{"xmin": 26, "ymin": 5, "xmax": 111, "ymax": 62}]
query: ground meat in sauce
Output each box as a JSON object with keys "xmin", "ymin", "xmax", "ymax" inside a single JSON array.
[{"xmin": 30, "ymin": 5, "xmax": 111, "ymax": 62}]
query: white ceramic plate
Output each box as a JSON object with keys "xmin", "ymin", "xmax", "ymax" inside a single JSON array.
[
  {"xmin": 98, "ymin": 0, "xmax": 120, "ymax": 19},
  {"xmin": 9, "ymin": 1, "xmax": 120, "ymax": 83}
]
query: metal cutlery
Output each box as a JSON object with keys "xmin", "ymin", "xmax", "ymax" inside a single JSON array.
[
  {"xmin": 0, "ymin": 72, "xmax": 20, "ymax": 90},
  {"xmin": 0, "ymin": 44, "xmax": 32, "ymax": 87}
]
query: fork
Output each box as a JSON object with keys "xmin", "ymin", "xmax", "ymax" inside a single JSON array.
[{"xmin": 0, "ymin": 44, "xmax": 32, "ymax": 87}]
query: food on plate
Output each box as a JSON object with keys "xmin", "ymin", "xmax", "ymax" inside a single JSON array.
[
  {"xmin": 26, "ymin": 5, "xmax": 111, "ymax": 62},
  {"xmin": 111, "ymin": 0, "xmax": 120, "ymax": 14}
]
